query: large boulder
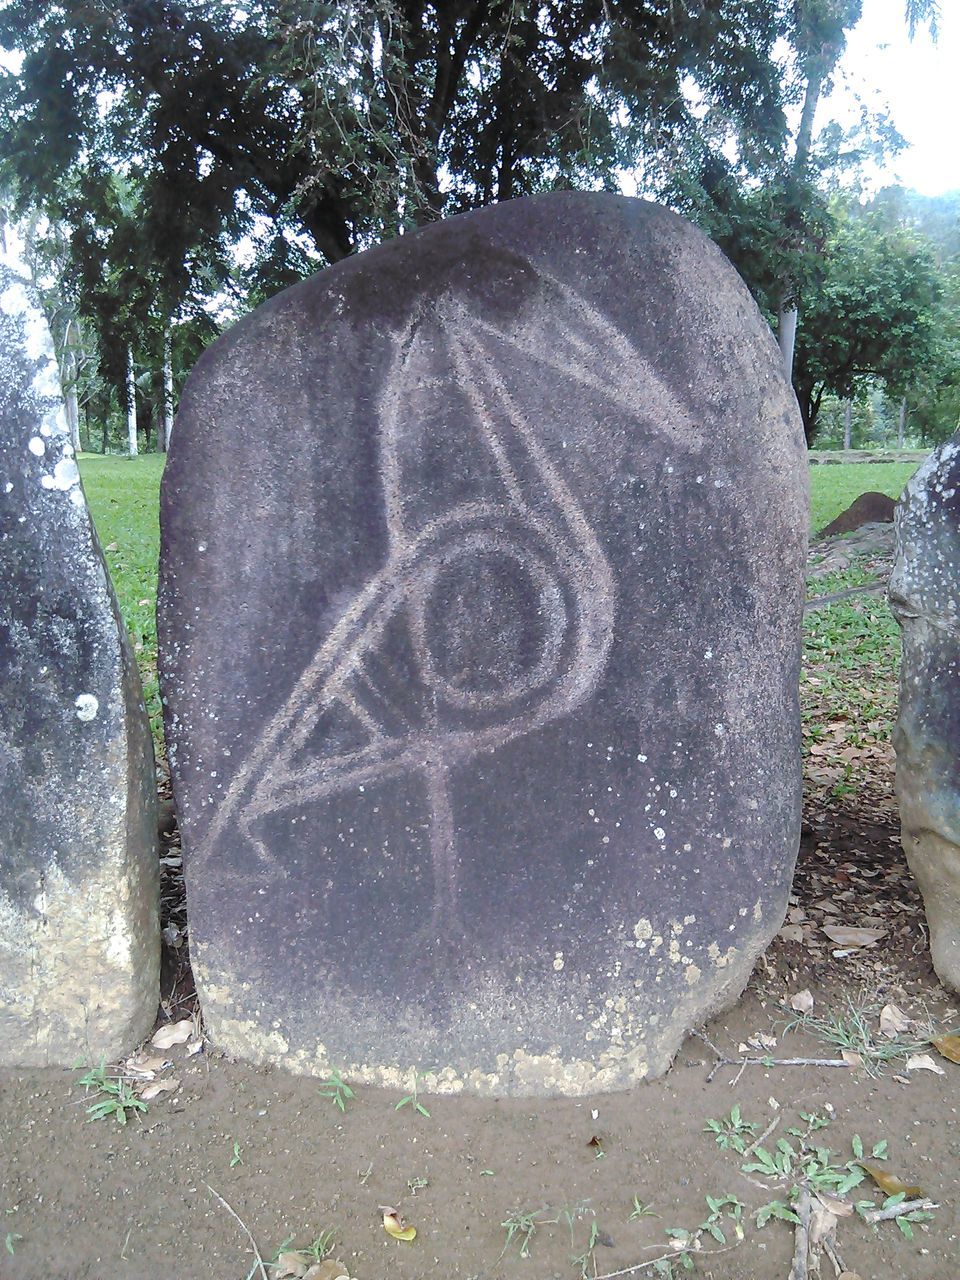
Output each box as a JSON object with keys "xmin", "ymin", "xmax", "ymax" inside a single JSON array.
[
  {"xmin": 0, "ymin": 278, "xmax": 159, "ymax": 1067},
  {"xmin": 159, "ymin": 192, "xmax": 808, "ymax": 1095},
  {"xmin": 890, "ymin": 435, "xmax": 960, "ymax": 990}
]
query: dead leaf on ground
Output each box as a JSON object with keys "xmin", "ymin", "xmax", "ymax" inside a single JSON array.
[
  {"xmin": 841, "ymin": 1050, "xmax": 864, "ymax": 1069},
  {"xmin": 808, "ymin": 1201, "xmax": 838, "ymax": 1251},
  {"xmin": 822, "ymin": 925, "xmax": 886, "ymax": 947},
  {"xmin": 778, "ymin": 924, "xmax": 805, "ymax": 943},
  {"xmin": 125, "ymin": 1054, "xmax": 170, "ymax": 1077},
  {"xmin": 186, "ymin": 1038, "xmax": 204, "ymax": 1057},
  {"xmin": 879, "ymin": 1004, "xmax": 911, "ymax": 1037},
  {"xmin": 272, "ymin": 1251, "xmax": 312, "ymax": 1279},
  {"xmin": 931, "ymin": 1033, "xmax": 960, "ymax": 1064},
  {"xmin": 303, "ymin": 1262, "xmax": 351, "ymax": 1280},
  {"xmin": 150, "ymin": 1019, "xmax": 193, "ymax": 1049},
  {"xmin": 857, "ymin": 1163, "xmax": 923, "ymax": 1199},
  {"xmin": 837, "ymin": 1273, "xmax": 864, "ymax": 1280},
  {"xmin": 137, "ymin": 1077, "xmax": 180, "ymax": 1101},
  {"xmin": 814, "ymin": 1190, "xmax": 854, "ymax": 1217},
  {"xmin": 381, "ymin": 1208, "xmax": 416, "ymax": 1242},
  {"xmin": 905, "ymin": 1053, "xmax": 946, "ymax": 1076},
  {"xmin": 790, "ymin": 989, "xmax": 814, "ymax": 1013}
]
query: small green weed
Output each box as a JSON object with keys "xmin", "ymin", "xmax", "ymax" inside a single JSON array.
[
  {"xmin": 629, "ymin": 1195, "xmax": 657, "ymax": 1220},
  {"xmin": 499, "ymin": 1206, "xmax": 548, "ymax": 1259},
  {"xmin": 704, "ymin": 1104, "xmax": 757, "ymax": 1153},
  {"xmin": 396, "ymin": 1068, "xmax": 430, "ymax": 1117},
  {"xmin": 5, "ymin": 1231, "xmax": 22, "ymax": 1256},
  {"xmin": 230, "ymin": 1141, "xmax": 243, "ymax": 1168},
  {"xmin": 407, "ymin": 1175, "xmax": 428, "ymax": 1194},
  {"xmin": 784, "ymin": 998, "xmax": 928, "ymax": 1076},
  {"xmin": 318, "ymin": 1068, "xmax": 356, "ymax": 1112},
  {"xmin": 76, "ymin": 1061, "xmax": 148, "ymax": 1125}
]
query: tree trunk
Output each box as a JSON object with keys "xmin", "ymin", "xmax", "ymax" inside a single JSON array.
[
  {"xmin": 898, "ymin": 395, "xmax": 907, "ymax": 447},
  {"xmin": 126, "ymin": 347, "xmax": 138, "ymax": 458},
  {"xmin": 159, "ymin": 328, "xmax": 174, "ymax": 452},
  {"xmin": 62, "ymin": 319, "xmax": 81, "ymax": 451},
  {"xmin": 843, "ymin": 400, "xmax": 852, "ymax": 450},
  {"xmin": 778, "ymin": 303, "xmax": 798, "ymax": 377}
]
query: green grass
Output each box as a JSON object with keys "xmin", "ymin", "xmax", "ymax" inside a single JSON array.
[
  {"xmin": 78, "ymin": 454, "xmax": 165, "ymax": 749},
  {"xmin": 808, "ymin": 461, "xmax": 920, "ymax": 534}
]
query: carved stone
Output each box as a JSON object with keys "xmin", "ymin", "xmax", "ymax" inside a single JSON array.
[
  {"xmin": 0, "ymin": 279, "xmax": 159, "ymax": 1066},
  {"xmin": 890, "ymin": 433, "xmax": 960, "ymax": 990},
  {"xmin": 159, "ymin": 193, "xmax": 808, "ymax": 1095}
]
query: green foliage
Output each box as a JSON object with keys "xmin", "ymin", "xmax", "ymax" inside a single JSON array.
[
  {"xmin": 76, "ymin": 1061, "xmax": 148, "ymax": 1125},
  {"xmin": 794, "ymin": 207, "xmax": 946, "ymax": 441},
  {"xmin": 318, "ymin": 1069, "xmax": 356, "ymax": 1113},
  {"xmin": 704, "ymin": 1104, "xmax": 758, "ymax": 1153}
]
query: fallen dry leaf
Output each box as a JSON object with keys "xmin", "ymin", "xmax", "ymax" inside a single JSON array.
[
  {"xmin": 151, "ymin": 1019, "xmax": 194, "ymax": 1049},
  {"xmin": 905, "ymin": 1053, "xmax": 945, "ymax": 1076},
  {"xmin": 841, "ymin": 1050, "xmax": 864, "ymax": 1069},
  {"xmin": 272, "ymin": 1251, "xmax": 311, "ymax": 1279},
  {"xmin": 778, "ymin": 924, "xmax": 805, "ymax": 943},
  {"xmin": 381, "ymin": 1208, "xmax": 416, "ymax": 1242},
  {"xmin": 125, "ymin": 1054, "xmax": 170, "ymax": 1077},
  {"xmin": 303, "ymin": 1262, "xmax": 350, "ymax": 1280},
  {"xmin": 790, "ymin": 989, "xmax": 814, "ymax": 1014},
  {"xmin": 186, "ymin": 1038, "xmax": 204, "ymax": 1057},
  {"xmin": 822, "ymin": 926, "xmax": 886, "ymax": 948},
  {"xmin": 138, "ymin": 1077, "xmax": 180, "ymax": 1101},
  {"xmin": 931, "ymin": 1033, "xmax": 960, "ymax": 1064},
  {"xmin": 857, "ymin": 1163, "xmax": 922, "ymax": 1199},
  {"xmin": 814, "ymin": 1190, "xmax": 854, "ymax": 1217},
  {"xmin": 878, "ymin": 1004, "xmax": 911, "ymax": 1038},
  {"xmin": 808, "ymin": 1201, "xmax": 837, "ymax": 1251},
  {"xmin": 837, "ymin": 1273, "xmax": 864, "ymax": 1280}
]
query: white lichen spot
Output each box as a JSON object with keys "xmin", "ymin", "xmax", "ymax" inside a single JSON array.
[
  {"xmin": 74, "ymin": 693, "xmax": 99, "ymax": 721},
  {"xmin": 633, "ymin": 918, "xmax": 653, "ymax": 942},
  {"xmin": 684, "ymin": 964, "xmax": 701, "ymax": 986},
  {"xmin": 553, "ymin": 951, "xmax": 564, "ymax": 971},
  {"xmin": 654, "ymin": 826, "xmax": 665, "ymax": 841},
  {"xmin": 52, "ymin": 457, "xmax": 80, "ymax": 489},
  {"xmin": 28, "ymin": 436, "xmax": 45, "ymax": 457}
]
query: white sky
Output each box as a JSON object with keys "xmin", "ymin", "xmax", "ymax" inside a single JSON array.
[{"xmin": 827, "ymin": 0, "xmax": 960, "ymax": 195}]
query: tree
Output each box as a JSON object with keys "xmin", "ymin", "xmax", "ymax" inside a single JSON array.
[{"xmin": 792, "ymin": 208, "xmax": 945, "ymax": 442}]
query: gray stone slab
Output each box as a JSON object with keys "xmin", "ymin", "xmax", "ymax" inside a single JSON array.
[
  {"xmin": 159, "ymin": 192, "xmax": 808, "ymax": 1095},
  {"xmin": 890, "ymin": 432, "xmax": 960, "ymax": 991},
  {"xmin": 0, "ymin": 278, "xmax": 159, "ymax": 1067}
]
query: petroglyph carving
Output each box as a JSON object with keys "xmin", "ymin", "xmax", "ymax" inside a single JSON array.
[{"xmin": 205, "ymin": 280, "xmax": 702, "ymax": 928}]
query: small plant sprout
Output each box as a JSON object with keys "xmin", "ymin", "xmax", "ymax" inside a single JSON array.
[
  {"xmin": 499, "ymin": 1206, "xmax": 553, "ymax": 1260},
  {"xmin": 318, "ymin": 1068, "xmax": 355, "ymax": 1112},
  {"xmin": 5, "ymin": 1231, "xmax": 22, "ymax": 1256},
  {"xmin": 407, "ymin": 1176, "xmax": 428, "ymax": 1195},
  {"xmin": 395, "ymin": 1068, "xmax": 430, "ymax": 1117},
  {"xmin": 230, "ymin": 1140, "xmax": 243, "ymax": 1168},
  {"xmin": 571, "ymin": 1218, "xmax": 600, "ymax": 1280},
  {"xmin": 704, "ymin": 1104, "xmax": 757, "ymax": 1153},
  {"xmin": 629, "ymin": 1196, "xmax": 658, "ymax": 1221},
  {"xmin": 76, "ymin": 1060, "xmax": 148, "ymax": 1125}
]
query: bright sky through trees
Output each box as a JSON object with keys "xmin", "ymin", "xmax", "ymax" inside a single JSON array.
[{"xmin": 829, "ymin": 0, "xmax": 960, "ymax": 195}]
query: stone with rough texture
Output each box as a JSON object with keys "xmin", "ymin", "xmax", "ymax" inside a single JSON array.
[
  {"xmin": 890, "ymin": 434, "xmax": 960, "ymax": 991},
  {"xmin": 159, "ymin": 192, "xmax": 808, "ymax": 1096},
  {"xmin": 0, "ymin": 278, "xmax": 159, "ymax": 1067}
]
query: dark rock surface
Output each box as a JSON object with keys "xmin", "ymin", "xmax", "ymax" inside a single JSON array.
[
  {"xmin": 159, "ymin": 192, "xmax": 808, "ymax": 1095},
  {"xmin": 818, "ymin": 491, "xmax": 896, "ymax": 538},
  {"xmin": 0, "ymin": 283, "xmax": 159, "ymax": 1067},
  {"xmin": 890, "ymin": 432, "xmax": 960, "ymax": 991}
]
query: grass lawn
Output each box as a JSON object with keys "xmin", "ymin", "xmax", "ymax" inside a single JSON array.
[
  {"xmin": 78, "ymin": 453, "xmax": 165, "ymax": 745},
  {"xmin": 808, "ymin": 461, "xmax": 919, "ymax": 533},
  {"xmin": 78, "ymin": 451, "xmax": 925, "ymax": 758}
]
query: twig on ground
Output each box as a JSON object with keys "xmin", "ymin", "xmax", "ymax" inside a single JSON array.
[
  {"xmin": 205, "ymin": 1182, "xmax": 269, "ymax": 1280},
  {"xmin": 789, "ymin": 1186, "xmax": 811, "ymax": 1280},
  {"xmin": 741, "ymin": 1113, "xmax": 781, "ymax": 1160},
  {"xmin": 821, "ymin": 1233, "xmax": 847, "ymax": 1278},
  {"xmin": 593, "ymin": 1242, "xmax": 742, "ymax": 1279},
  {"xmin": 861, "ymin": 1197, "xmax": 938, "ymax": 1225}
]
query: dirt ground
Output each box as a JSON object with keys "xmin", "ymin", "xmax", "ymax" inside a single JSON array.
[{"xmin": 2, "ymin": 780, "xmax": 959, "ymax": 1280}]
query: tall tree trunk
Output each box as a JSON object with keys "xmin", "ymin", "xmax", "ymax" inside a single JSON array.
[
  {"xmin": 777, "ymin": 65, "xmax": 825, "ymax": 378},
  {"xmin": 159, "ymin": 328, "xmax": 174, "ymax": 452},
  {"xmin": 778, "ymin": 304, "xmax": 798, "ymax": 376},
  {"xmin": 61, "ymin": 319, "xmax": 81, "ymax": 451},
  {"xmin": 100, "ymin": 415, "xmax": 108, "ymax": 454},
  {"xmin": 898, "ymin": 395, "xmax": 907, "ymax": 447},
  {"xmin": 843, "ymin": 400, "xmax": 852, "ymax": 450},
  {"xmin": 126, "ymin": 347, "xmax": 138, "ymax": 458}
]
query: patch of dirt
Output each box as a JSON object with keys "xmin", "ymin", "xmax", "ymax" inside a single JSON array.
[{"xmin": 818, "ymin": 491, "xmax": 896, "ymax": 539}]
